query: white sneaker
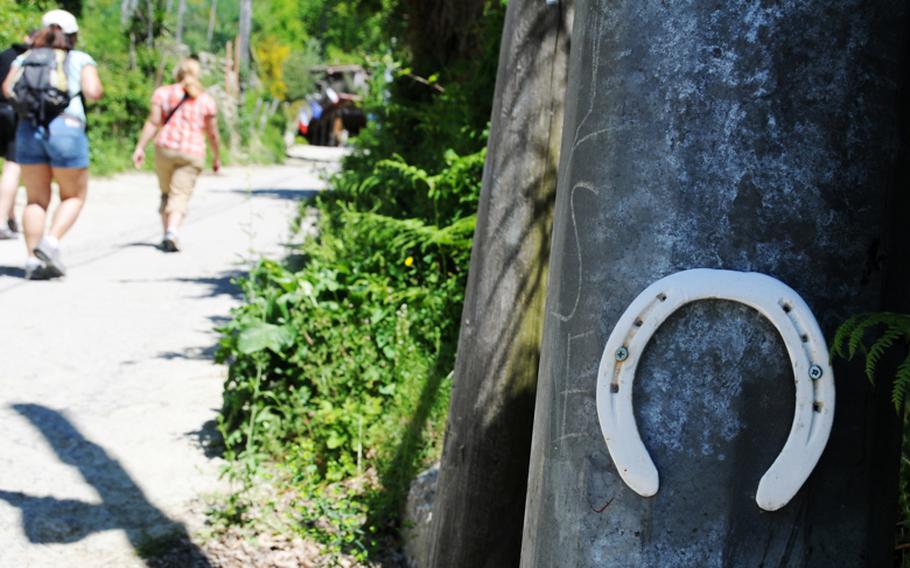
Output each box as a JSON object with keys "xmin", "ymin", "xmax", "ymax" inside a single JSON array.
[
  {"xmin": 34, "ymin": 237, "xmax": 65, "ymax": 277},
  {"xmin": 161, "ymin": 230, "xmax": 180, "ymax": 252},
  {"xmin": 24, "ymin": 257, "xmax": 52, "ymax": 280}
]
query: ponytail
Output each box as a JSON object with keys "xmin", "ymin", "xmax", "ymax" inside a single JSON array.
[
  {"xmin": 175, "ymin": 58, "xmax": 203, "ymax": 98},
  {"xmin": 33, "ymin": 25, "xmax": 74, "ymax": 50}
]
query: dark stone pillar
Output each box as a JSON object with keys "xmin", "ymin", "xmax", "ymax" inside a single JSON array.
[{"xmin": 520, "ymin": 1, "xmax": 908, "ymax": 566}]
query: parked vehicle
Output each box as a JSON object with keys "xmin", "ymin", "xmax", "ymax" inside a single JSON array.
[{"xmin": 297, "ymin": 64, "xmax": 368, "ymax": 146}]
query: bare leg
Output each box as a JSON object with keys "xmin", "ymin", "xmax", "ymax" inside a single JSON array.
[
  {"xmin": 0, "ymin": 160, "xmax": 21, "ymax": 224},
  {"xmin": 21, "ymin": 164, "xmax": 52, "ymax": 255},
  {"xmin": 48, "ymin": 167, "xmax": 88, "ymax": 239}
]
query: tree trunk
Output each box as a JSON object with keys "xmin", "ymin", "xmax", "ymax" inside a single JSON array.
[
  {"xmin": 176, "ymin": 0, "xmax": 187, "ymax": 45},
  {"xmin": 120, "ymin": 0, "xmax": 138, "ymax": 26},
  {"xmin": 521, "ymin": 1, "xmax": 908, "ymax": 566},
  {"xmin": 425, "ymin": 1, "xmax": 573, "ymax": 567},
  {"xmin": 207, "ymin": 0, "xmax": 218, "ymax": 45},
  {"xmin": 238, "ymin": 0, "xmax": 252, "ymax": 76},
  {"xmin": 145, "ymin": 0, "xmax": 154, "ymax": 47},
  {"xmin": 128, "ymin": 32, "xmax": 137, "ymax": 69}
]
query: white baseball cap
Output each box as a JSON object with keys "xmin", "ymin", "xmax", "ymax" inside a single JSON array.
[{"xmin": 42, "ymin": 9, "xmax": 79, "ymax": 34}]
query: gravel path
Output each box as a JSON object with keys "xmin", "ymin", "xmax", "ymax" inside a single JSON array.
[{"xmin": 0, "ymin": 162, "xmax": 325, "ymax": 567}]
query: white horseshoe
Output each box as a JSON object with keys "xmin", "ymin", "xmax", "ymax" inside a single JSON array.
[{"xmin": 596, "ymin": 269, "xmax": 835, "ymax": 511}]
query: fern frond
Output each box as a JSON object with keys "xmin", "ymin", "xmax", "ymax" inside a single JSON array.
[
  {"xmin": 833, "ymin": 312, "xmax": 910, "ymax": 414},
  {"xmin": 374, "ymin": 156, "xmax": 432, "ymax": 189},
  {"xmin": 891, "ymin": 353, "xmax": 910, "ymax": 412},
  {"xmin": 832, "ymin": 313, "xmax": 866, "ymax": 359},
  {"xmin": 865, "ymin": 327, "xmax": 905, "ymax": 381},
  {"xmin": 345, "ymin": 210, "xmax": 474, "ymax": 254},
  {"xmin": 846, "ymin": 312, "xmax": 889, "ymax": 360}
]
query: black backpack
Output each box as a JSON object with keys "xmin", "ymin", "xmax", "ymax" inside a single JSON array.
[{"xmin": 10, "ymin": 48, "xmax": 72, "ymax": 126}]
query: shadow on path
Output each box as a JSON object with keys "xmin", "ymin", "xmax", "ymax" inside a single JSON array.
[
  {"xmin": 0, "ymin": 265, "xmax": 23, "ymax": 278},
  {"xmin": 174, "ymin": 274, "xmax": 243, "ymax": 299},
  {"xmin": 156, "ymin": 314, "xmax": 232, "ymax": 362},
  {"xmin": 219, "ymin": 188, "xmax": 321, "ymax": 201},
  {"xmin": 183, "ymin": 419, "xmax": 224, "ymax": 460},
  {"xmin": 157, "ymin": 344, "xmax": 218, "ymax": 361},
  {"xmin": 0, "ymin": 404, "xmax": 211, "ymax": 566},
  {"xmin": 117, "ymin": 271, "xmax": 243, "ymax": 300},
  {"xmin": 121, "ymin": 242, "xmax": 166, "ymax": 250}
]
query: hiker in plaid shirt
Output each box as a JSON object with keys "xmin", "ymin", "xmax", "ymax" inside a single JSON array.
[{"xmin": 132, "ymin": 58, "xmax": 220, "ymax": 252}]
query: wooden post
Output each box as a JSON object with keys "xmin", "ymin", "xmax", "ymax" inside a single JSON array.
[
  {"xmin": 425, "ymin": 0, "xmax": 573, "ymax": 567},
  {"xmin": 225, "ymin": 40, "xmax": 234, "ymax": 96}
]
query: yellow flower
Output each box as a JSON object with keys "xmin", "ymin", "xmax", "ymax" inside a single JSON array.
[{"xmin": 404, "ymin": 256, "xmax": 414, "ymax": 267}]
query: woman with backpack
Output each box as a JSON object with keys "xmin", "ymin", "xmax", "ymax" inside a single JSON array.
[
  {"xmin": 0, "ymin": 10, "xmax": 103, "ymax": 279},
  {"xmin": 131, "ymin": 58, "xmax": 220, "ymax": 252}
]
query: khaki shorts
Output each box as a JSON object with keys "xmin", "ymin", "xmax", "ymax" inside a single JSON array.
[{"xmin": 154, "ymin": 146, "xmax": 205, "ymax": 216}]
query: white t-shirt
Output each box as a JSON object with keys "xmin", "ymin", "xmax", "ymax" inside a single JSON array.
[{"xmin": 13, "ymin": 49, "xmax": 96, "ymax": 122}]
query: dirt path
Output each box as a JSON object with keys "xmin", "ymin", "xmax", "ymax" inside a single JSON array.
[{"xmin": 0, "ymin": 162, "xmax": 326, "ymax": 567}]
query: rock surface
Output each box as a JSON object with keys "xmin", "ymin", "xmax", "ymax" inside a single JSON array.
[
  {"xmin": 521, "ymin": 1, "xmax": 908, "ymax": 566},
  {"xmin": 402, "ymin": 464, "xmax": 438, "ymax": 568}
]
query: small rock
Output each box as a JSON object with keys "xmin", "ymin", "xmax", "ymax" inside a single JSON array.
[{"xmin": 401, "ymin": 464, "xmax": 438, "ymax": 568}]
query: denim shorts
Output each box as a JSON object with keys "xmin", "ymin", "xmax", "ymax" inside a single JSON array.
[{"xmin": 16, "ymin": 115, "xmax": 90, "ymax": 168}]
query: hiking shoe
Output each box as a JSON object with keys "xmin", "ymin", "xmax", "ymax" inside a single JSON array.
[
  {"xmin": 0, "ymin": 226, "xmax": 15, "ymax": 240},
  {"xmin": 161, "ymin": 230, "xmax": 180, "ymax": 253},
  {"xmin": 34, "ymin": 237, "xmax": 66, "ymax": 277}
]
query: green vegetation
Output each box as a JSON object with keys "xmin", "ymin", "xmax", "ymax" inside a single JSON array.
[
  {"xmin": 212, "ymin": 0, "xmax": 504, "ymax": 558},
  {"xmin": 831, "ymin": 313, "xmax": 910, "ymax": 565},
  {"xmin": 1, "ymin": 0, "xmax": 319, "ymax": 174},
  {"xmin": 832, "ymin": 312, "xmax": 910, "ymax": 411},
  {"xmin": 0, "ymin": 0, "xmax": 41, "ymax": 47}
]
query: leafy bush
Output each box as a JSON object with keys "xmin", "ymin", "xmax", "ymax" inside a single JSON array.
[
  {"xmin": 213, "ymin": 0, "xmax": 505, "ymax": 557},
  {"xmin": 215, "ymin": 175, "xmax": 479, "ymax": 550},
  {"xmin": 0, "ymin": 0, "xmax": 43, "ymax": 47}
]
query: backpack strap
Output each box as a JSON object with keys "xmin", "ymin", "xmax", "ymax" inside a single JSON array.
[
  {"xmin": 162, "ymin": 90, "xmax": 189, "ymax": 126},
  {"xmin": 59, "ymin": 51, "xmax": 86, "ymax": 127},
  {"xmin": 79, "ymin": 92, "xmax": 89, "ymax": 133}
]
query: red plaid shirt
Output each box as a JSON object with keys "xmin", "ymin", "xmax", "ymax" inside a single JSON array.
[{"xmin": 152, "ymin": 84, "xmax": 217, "ymax": 158}]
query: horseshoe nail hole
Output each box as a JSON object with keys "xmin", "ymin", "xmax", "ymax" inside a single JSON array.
[
  {"xmin": 800, "ymin": 334, "xmax": 809, "ymax": 343},
  {"xmin": 610, "ymin": 384, "xmax": 619, "ymax": 393},
  {"xmin": 813, "ymin": 401, "xmax": 823, "ymax": 413},
  {"xmin": 657, "ymin": 293, "xmax": 667, "ymax": 302},
  {"xmin": 781, "ymin": 302, "xmax": 792, "ymax": 313},
  {"xmin": 634, "ymin": 319, "xmax": 643, "ymax": 327}
]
